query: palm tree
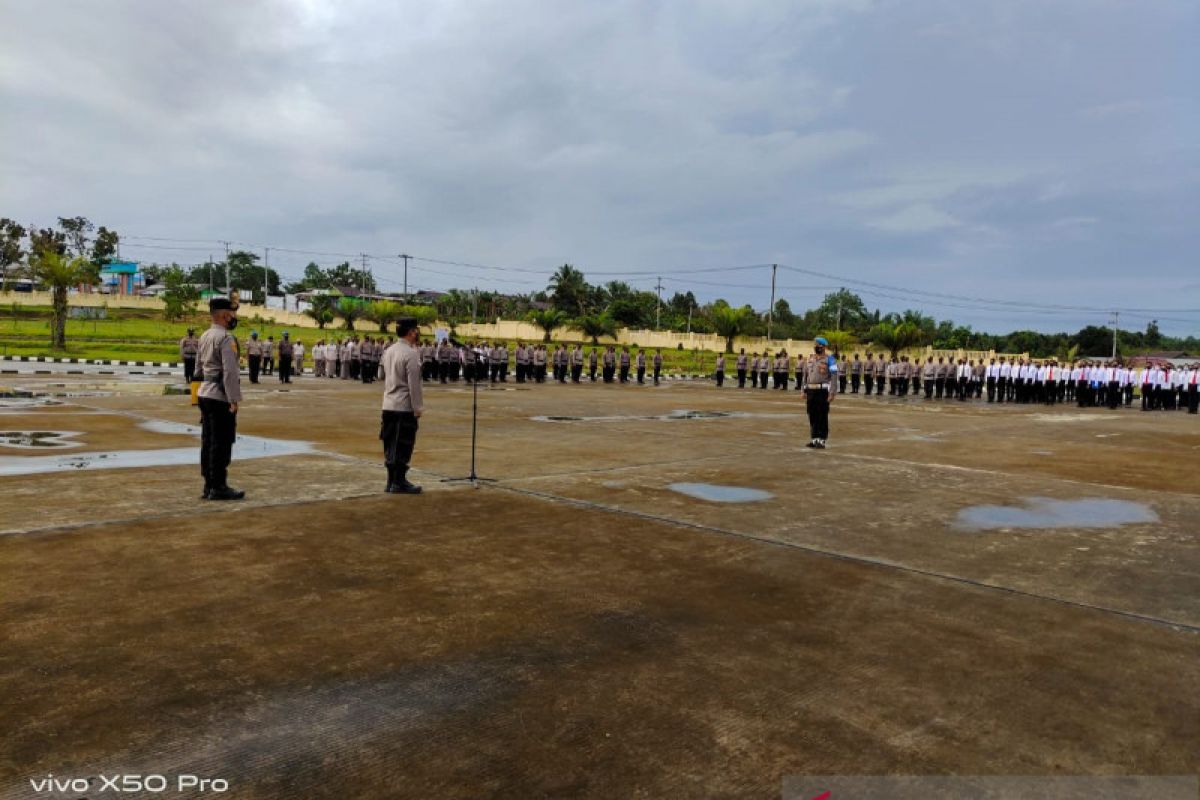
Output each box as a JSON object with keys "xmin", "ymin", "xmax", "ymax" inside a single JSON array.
[
  {"xmin": 820, "ymin": 329, "xmax": 857, "ymax": 356},
  {"xmin": 436, "ymin": 289, "xmax": 471, "ymax": 322},
  {"xmin": 869, "ymin": 320, "xmax": 925, "ymax": 358},
  {"xmin": 707, "ymin": 304, "xmax": 753, "ymax": 353},
  {"xmin": 305, "ymin": 307, "xmax": 335, "ymax": 329},
  {"xmin": 528, "ymin": 308, "xmax": 568, "ymax": 342},
  {"xmin": 367, "ymin": 300, "xmax": 402, "ymax": 333},
  {"xmin": 547, "ymin": 264, "xmax": 589, "ymax": 316},
  {"xmin": 398, "ymin": 304, "xmax": 438, "ymax": 329},
  {"xmin": 336, "ymin": 297, "xmax": 367, "ymax": 330},
  {"xmin": 26, "ymin": 250, "xmax": 97, "ymax": 349},
  {"xmin": 575, "ymin": 313, "xmax": 618, "ymax": 344}
]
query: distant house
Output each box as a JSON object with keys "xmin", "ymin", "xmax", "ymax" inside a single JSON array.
[{"xmin": 99, "ymin": 262, "xmax": 145, "ymax": 296}]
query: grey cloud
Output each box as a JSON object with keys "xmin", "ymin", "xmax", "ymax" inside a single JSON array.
[{"xmin": 1, "ymin": 0, "xmax": 1197, "ymax": 335}]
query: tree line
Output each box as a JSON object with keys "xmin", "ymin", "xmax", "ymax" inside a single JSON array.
[{"xmin": 2, "ymin": 221, "xmax": 1194, "ymax": 357}]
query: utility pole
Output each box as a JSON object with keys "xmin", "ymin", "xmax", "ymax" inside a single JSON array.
[
  {"xmin": 654, "ymin": 276, "xmax": 664, "ymax": 330},
  {"xmin": 768, "ymin": 264, "xmax": 777, "ymax": 340},
  {"xmin": 472, "ymin": 287, "xmax": 478, "ymax": 324},
  {"xmin": 686, "ymin": 302, "xmax": 693, "ymax": 335},
  {"xmin": 359, "ymin": 253, "xmax": 369, "ymax": 294},
  {"xmin": 1110, "ymin": 311, "xmax": 1119, "ymax": 359},
  {"xmin": 837, "ymin": 286, "xmax": 844, "ymax": 331},
  {"xmin": 263, "ymin": 247, "xmax": 270, "ymax": 305},
  {"xmin": 207, "ymin": 255, "xmax": 213, "ymax": 293},
  {"xmin": 222, "ymin": 241, "xmax": 230, "ymax": 296},
  {"xmin": 399, "ymin": 254, "xmax": 411, "ymax": 298}
]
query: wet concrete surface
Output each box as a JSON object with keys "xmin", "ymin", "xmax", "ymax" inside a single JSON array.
[{"xmin": 0, "ymin": 370, "xmax": 1197, "ymax": 797}]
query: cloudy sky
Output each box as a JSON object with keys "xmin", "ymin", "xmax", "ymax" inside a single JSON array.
[{"xmin": 3, "ymin": 0, "xmax": 1197, "ymax": 334}]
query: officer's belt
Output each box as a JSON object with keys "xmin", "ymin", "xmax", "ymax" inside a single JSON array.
[{"xmin": 807, "ymin": 382, "xmax": 831, "ymax": 389}]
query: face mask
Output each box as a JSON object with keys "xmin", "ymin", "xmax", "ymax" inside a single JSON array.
[
  {"xmin": 815, "ymin": 347, "xmax": 825, "ymax": 355},
  {"xmin": 227, "ymin": 317, "xmax": 239, "ymax": 330}
]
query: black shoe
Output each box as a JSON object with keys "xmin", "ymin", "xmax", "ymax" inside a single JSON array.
[
  {"xmin": 805, "ymin": 440, "xmax": 818, "ymax": 448},
  {"xmin": 816, "ymin": 439, "xmax": 827, "ymax": 449},
  {"xmin": 209, "ymin": 486, "xmax": 245, "ymax": 501},
  {"xmin": 201, "ymin": 485, "xmax": 212, "ymax": 500},
  {"xmin": 390, "ymin": 480, "xmax": 422, "ymax": 495}
]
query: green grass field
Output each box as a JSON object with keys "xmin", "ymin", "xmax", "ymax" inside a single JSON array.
[{"xmin": 0, "ymin": 306, "xmax": 724, "ymax": 372}]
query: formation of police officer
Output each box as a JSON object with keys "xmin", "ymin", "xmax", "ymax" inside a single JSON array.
[
  {"xmin": 308, "ymin": 336, "xmax": 390, "ymax": 382},
  {"xmin": 199, "ymin": 322, "xmax": 1200, "ymax": 422},
  {"xmin": 196, "ymin": 297, "xmax": 244, "ymax": 501}
]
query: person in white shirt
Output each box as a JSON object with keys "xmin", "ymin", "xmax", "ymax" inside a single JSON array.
[
  {"xmin": 1185, "ymin": 363, "xmax": 1199, "ymax": 414},
  {"xmin": 293, "ymin": 340, "xmax": 305, "ymax": 377}
]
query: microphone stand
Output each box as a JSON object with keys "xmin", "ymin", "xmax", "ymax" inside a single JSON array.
[{"xmin": 442, "ymin": 346, "xmax": 496, "ymax": 487}]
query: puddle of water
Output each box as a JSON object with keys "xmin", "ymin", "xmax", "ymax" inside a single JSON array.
[
  {"xmin": 668, "ymin": 482, "xmax": 774, "ymax": 503},
  {"xmin": 0, "ymin": 397, "xmax": 65, "ymax": 412},
  {"xmin": 0, "ymin": 418, "xmax": 313, "ymax": 476},
  {"xmin": 0, "ymin": 430, "xmax": 82, "ymax": 449},
  {"xmin": 954, "ymin": 497, "xmax": 1158, "ymax": 531}
]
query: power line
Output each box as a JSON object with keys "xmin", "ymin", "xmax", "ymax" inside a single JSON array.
[{"xmin": 777, "ymin": 263, "xmax": 1200, "ymax": 315}]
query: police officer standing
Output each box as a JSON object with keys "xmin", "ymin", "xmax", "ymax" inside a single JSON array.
[
  {"xmin": 197, "ymin": 298, "xmax": 244, "ymax": 500},
  {"xmin": 277, "ymin": 331, "xmax": 294, "ymax": 384},
  {"xmin": 803, "ymin": 337, "xmax": 838, "ymax": 449},
  {"xmin": 380, "ymin": 317, "xmax": 424, "ymax": 495},
  {"xmin": 246, "ymin": 331, "xmax": 262, "ymax": 384},
  {"xmin": 179, "ymin": 328, "xmax": 199, "ymax": 384}
]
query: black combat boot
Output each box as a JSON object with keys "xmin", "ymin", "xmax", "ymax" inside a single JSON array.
[{"xmin": 209, "ymin": 486, "xmax": 245, "ymax": 501}]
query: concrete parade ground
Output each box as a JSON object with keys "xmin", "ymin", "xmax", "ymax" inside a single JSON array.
[{"xmin": 1, "ymin": 368, "xmax": 1197, "ymax": 799}]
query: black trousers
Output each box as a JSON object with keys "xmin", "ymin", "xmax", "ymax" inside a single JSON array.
[
  {"xmin": 1187, "ymin": 386, "xmax": 1199, "ymax": 413},
  {"xmin": 589, "ymin": 364, "xmax": 597, "ymax": 381},
  {"xmin": 715, "ymin": 369, "xmax": 724, "ymax": 387},
  {"xmin": 263, "ymin": 356, "xmax": 274, "ymax": 375},
  {"xmin": 183, "ymin": 357, "xmax": 196, "ymax": 383},
  {"xmin": 806, "ymin": 388, "xmax": 830, "ymax": 441},
  {"xmin": 199, "ymin": 397, "xmax": 236, "ymax": 490},
  {"xmin": 737, "ymin": 369, "xmax": 746, "ymax": 388},
  {"xmin": 839, "ymin": 375, "xmax": 848, "ymax": 394},
  {"xmin": 619, "ymin": 365, "xmax": 630, "ymax": 383},
  {"xmin": 248, "ymin": 354, "xmax": 261, "ymax": 383},
  {"xmin": 654, "ymin": 367, "xmax": 661, "ymax": 385},
  {"xmin": 279, "ymin": 355, "xmax": 292, "ymax": 384},
  {"xmin": 380, "ymin": 411, "xmax": 419, "ymax": 482},
  {"xmin": 637, "ymin": 366, "xmax": 646, "ymax": 384},
  {"xmin": 924, "ymin": 379, "xmax": 934, "ymax": 399},
  {"xmin": 851, "ymin": 374, "xmax": 860, "ymax": 393},
  {"xmin": 864, "ymin": 375, "xmax": 874, "ymax": 395},
  {"xmin": 603, "ymin": 366, "xmax": 614, "ymax": 383}
]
